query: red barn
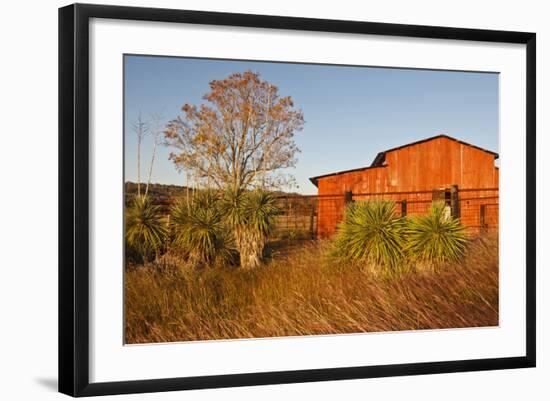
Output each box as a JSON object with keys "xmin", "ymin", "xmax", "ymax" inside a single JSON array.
[{"xmin": 310, "ymin": 135, "xmax": 499, "ymax": 237}]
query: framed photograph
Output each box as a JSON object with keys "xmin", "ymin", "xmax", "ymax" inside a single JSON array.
[{"xmin": 58, "ymin": 3, "xmax": 536, "ymax": 397}]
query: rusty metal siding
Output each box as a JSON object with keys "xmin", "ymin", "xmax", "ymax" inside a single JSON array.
[
  {"xmin": 384, "ymin": 137, "xmax": 497, "ymax": 190},
  {"xmin": 317, "ymin": 167, "xmax": 389, "ymax": 237},
  {"xmin": 316, "ymin": 137, "xmax": 499, "ymax": 237}
]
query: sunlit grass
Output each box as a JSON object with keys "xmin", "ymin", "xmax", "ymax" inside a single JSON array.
[{"xmin": 125, "ymin": 234, "xmax": 498, "ymax": 344}]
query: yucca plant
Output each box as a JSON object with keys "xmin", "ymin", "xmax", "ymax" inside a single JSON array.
[
  {"xmin": 405, "ymin": 202, "xmax": 468, "ymax": 267},
  {"xmin": 332, "ymin": 200, "xmax": 407, "ymax": 270},
  {"xmin": 222, "ymin": 188, "xmax": 279, "ymax": 269},
  {"xmin": 125, "ymin": 195, "xmax": 167, "ymax": 263},
  {"xmin": 170, "ymin": 191, "xmax": 234, "ymax": 267}
]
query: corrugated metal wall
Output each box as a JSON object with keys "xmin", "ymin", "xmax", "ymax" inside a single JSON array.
[{"xmin": 316, "ymin": 137, "xmax": 499, "ymax": 237}]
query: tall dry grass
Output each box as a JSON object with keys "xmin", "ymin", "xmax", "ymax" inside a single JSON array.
[{"xmin": 125, "ymin": 234, "xmax": 498, "ymax": 344}]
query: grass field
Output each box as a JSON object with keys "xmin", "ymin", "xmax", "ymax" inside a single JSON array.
[{"xmin": 124, "ymin": 234, "xmax": 498, "ymax": 344}]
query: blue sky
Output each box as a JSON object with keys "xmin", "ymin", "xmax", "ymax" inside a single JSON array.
[{"xmin": 124, "ymin": 55, "xmax": 499, "ymax": 195}]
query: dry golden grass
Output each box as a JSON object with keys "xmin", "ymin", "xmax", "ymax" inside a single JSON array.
[{"xmin": 124, "ymin": 234, "xmax": 498, "ymax": 344}]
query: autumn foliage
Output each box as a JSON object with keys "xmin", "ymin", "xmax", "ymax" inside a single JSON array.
[{"xmin": 164, "ymin": 71, "xmax": 304, "ymax": 191}]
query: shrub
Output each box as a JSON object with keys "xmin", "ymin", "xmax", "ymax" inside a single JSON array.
[
  {"xmin": 332, "ymin": 200, "xmax": 406, "ymax": 269},
  {"xmin": 405, "ymin": 202, "xmax": 468, "ymax": 267},
  {"xmin": 222, "ymin": 189, "xmax": 279, "ymax": 269},
  {"xmin": 125, "ymin": 195, "xmax": 167, "ymax": 263},
  {"xmin": 170, "ymin": 191, "xmax": 234, "ymax": 267}
]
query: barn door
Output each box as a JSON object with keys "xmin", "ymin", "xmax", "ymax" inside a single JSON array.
[
  {"xmin": 432, "ymin": 188, "xmax": 448, "ymax": 203},
  {"xmin": 432, "ymin": 186, "xmax": 459, "ymax": 219}
]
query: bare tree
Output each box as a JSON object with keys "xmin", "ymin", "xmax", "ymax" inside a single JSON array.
[
  {"xmin": 144, "ymin": 112, "xmax": 164, "ymax": 197},
  {"xmin": 131, "ymin": 113, "xmax": 148, "ymax": 196},
  {"xmin": 163, "ymin": 71, "xmax": 304, "ymax": 193}
]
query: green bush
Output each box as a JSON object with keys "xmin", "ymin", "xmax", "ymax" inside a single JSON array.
[
  {"xmin": 170, "ymin": 191, "xmax": 234, "ymax": 267},
  {"xmin": 125, "ymin": 195, "xmax": 167, "ymax": 263},
  {"xmin": 405, "ymin": 202, "xmax": 468, "ymax": 266},
  {"xmin": 332, "ymin": 200, "xmax": 407, "ymax": 269},
  {"xmin": 222, "ymin": 189, "xmax": 279, "ymax": 269}
]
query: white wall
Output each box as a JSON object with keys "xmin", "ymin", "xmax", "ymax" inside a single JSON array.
[{"xmin": 0, "ymin": 0, "xmax": 547, "ymax": 399}]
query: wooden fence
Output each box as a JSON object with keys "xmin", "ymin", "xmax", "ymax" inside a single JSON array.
[
  {"xmin": 278, "ymin": 187, "xmax": 499, "ymax": 239},
  {"xmin": 139, "ymin": 186, "xmax": 499, "ymax": 241}
]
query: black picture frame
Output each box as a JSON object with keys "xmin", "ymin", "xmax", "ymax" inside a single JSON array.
[{"xmin": 59, "ymin": 3, "xmax": 536, "ymax": 397}]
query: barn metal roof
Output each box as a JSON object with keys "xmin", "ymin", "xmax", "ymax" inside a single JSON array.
[{"xmin": 309, "ymin": 134, "xmax": 499, "ymax": 187}]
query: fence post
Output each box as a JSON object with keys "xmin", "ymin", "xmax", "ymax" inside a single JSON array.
[
  {"xmin": 480, "ymin": 204, "xmax": 487, "ymax": 233},
  {"xmin": 309, "ymin": 200, "xmax": 316, "ymax": 239},
  {"xmin": 450, "ymin": 185, "xmax": 460, "ymax": 219},
  {"xmin": 401, "ymin": 199, "xmax": 407, "ymax": 217}
]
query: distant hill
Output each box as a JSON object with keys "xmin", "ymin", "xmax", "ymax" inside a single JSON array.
[
  {"xmin": 125, "ymin": 181, "xmax": 307, "ymax": 202},
  {"xmin": 125, "ymin": 182, "xmax": 190, "ymax": 199}
]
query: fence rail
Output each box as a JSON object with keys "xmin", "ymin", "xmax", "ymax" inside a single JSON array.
[
  {"xmin": 276, "ymin": 187, "xmax": 499, "ymax": 239},
  {"xmin": 134, "ymin": 186, "xmax": 498, "ymax": 240}
]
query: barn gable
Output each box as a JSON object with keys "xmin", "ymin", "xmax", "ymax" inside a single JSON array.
[
  {"xmin": 309, "ymin": 134, "xmax": 498, "ymax": 189},
  {"xmin": 369, "ymin": 134, "xmax": 498, "ymax": 168}
]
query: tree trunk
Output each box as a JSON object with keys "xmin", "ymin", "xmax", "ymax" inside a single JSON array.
[
  {"xmin": 144, "ymin": 137, "xmax": 158, "ymax": 197},
  {"xmin": 137, "ymin": 134, "xmax": 141, "ymax": 196},
  {"xmin": 235, "ymin": 227, "xmax": 265, "ymax": 269}
]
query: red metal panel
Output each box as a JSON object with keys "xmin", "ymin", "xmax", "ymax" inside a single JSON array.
[{"xmin": 315, "ymin": 137, "xmax": 499, "ymax": 237}]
